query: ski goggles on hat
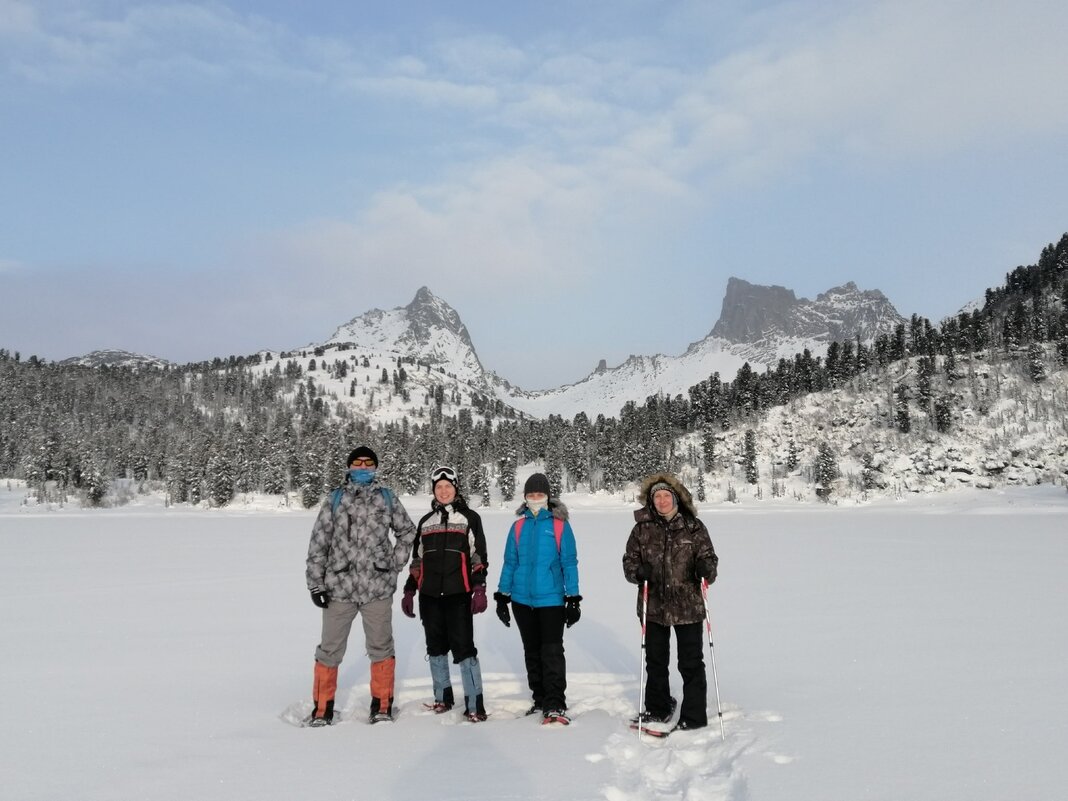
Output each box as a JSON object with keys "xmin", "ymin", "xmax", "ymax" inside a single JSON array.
[{"xmin": 430, "ymin": 465, "xmax": 458, "ymax": 484}]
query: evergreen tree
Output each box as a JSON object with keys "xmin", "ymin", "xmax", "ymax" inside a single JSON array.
[
  {"xmin": 934, "ymin": 396, "xmax": 953, "ymax": 433},
  {"xmin": 743, "ymin": 429, "xmax": 758, "ymax": 484},
  {"xmin": 83, "ymin": 454, "xmax": 109, "ymax": 507},
  {"xmin": 300, "ymin": 437, "xmax": 326, "ymax": 509},
  {"xmin": 498, "ymin": 451, "xmax": 517, "ymax": 502},
  {"xmin": 701, "ymin": 423, "xmax": 717, "ymax": 472},
  {"xmin": 825, "ymin": 341, "xmax": 844, "ymax": 388},
  {"xmin": 894, "ymin": 385, "xmax": 911, "ymax": 433},
  {"xmin": 478, "ymin": 464, "xmax": 491, "ymax": 507},
  {"xmin": 890, "ymin": 323, "xmax": 907, "ymax": 361},
  {"xmin": 207, "ymin": 447, "xmax": 235, "ymax": 507},
  {"xmin": 861, "ymin": 453, "xmax": 879, "ymax": 490},
  {"xmin": 261, "ymin": 432, "xmax": 288, "ymax": 495},
  {"xmin": 917, "ymin": 356, "xmax": 935, "ymax": 413},
  {"xmin": 546, "ymin": 460, "xmax": 563, "ymax": 498},
  {"xmin": 943, "ymin": 346, "xmax": 959, "ymax": 383},
  {"xmin": 132, "ymin": 452, "xmax": 149, "ymax": 484},
  {"xmin": 1028, "ymin": 342, "xmax": 1047, "ymax": 382},
  {"xmin": 785, "ymin": 438, "xmax": 800, "ymax": 471},
  {"xmin": 814, "ymin": 441, "xmax": 839, "ymax": 501}
]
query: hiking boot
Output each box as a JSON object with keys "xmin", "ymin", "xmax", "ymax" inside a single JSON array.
[
  {"xmin": 305, "ymin": 714, "xmax": 333, "ymax": 728},
  {"xmin": 630, "ymin": 696, "xmax": 677, "ymax": 724},
  {"xmin": 673, "ymin": 720, "xmax": 706, "ymax": 732},
  {"xmin": 463, "ymin": 711, "xmax": 488, "ymax": 722},
  {"xmin": 368, "ymin": 711, "xmax": 394, "ymax": 724}
]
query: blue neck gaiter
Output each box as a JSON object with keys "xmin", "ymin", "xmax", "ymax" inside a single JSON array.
[{"xmin": 349, "ymin": 469, "xmax": 376, "ymax": 485}]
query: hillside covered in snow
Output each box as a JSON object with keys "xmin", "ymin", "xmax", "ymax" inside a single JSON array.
[{"xmin": 2, "ymin": 232, "xmax": 1066, "ymax": 507}]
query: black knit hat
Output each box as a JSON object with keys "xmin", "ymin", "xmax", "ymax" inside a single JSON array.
[
  {"xmin": 523, "ymin": 473, "xmax": 551, "ymax": 497},
  {"xmin": 347, "ymin": 446, "xmax": 378, "ymax": 467}
]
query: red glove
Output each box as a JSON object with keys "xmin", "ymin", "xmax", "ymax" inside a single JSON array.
[
  {"xmin": 401, "ymin": 588, "xmax": 416, "ymax": 618},
  {"xmin": 471, "ymin": 585, "xmax": 487, "ymax": 615}
]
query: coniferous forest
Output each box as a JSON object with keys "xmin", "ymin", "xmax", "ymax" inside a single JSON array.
[{"xmin": 2, "ymin": 234, "xmax": 1066, "ymax": 507}]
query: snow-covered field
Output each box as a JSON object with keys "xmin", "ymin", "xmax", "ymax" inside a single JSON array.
[{"xmin": 3, "ymin": 483, "xmax": 1067, "ymax": 801}]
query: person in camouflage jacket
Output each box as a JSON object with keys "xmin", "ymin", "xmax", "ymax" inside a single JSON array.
[
  {"xmin": 623, "ymin": 472, "xmax": 718, "ymax": 730},
  {"xmin": 304, "ymin": 446, "xmax": 416, "ymax": 726}
]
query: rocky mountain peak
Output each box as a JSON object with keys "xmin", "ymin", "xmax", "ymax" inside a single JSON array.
[
  {"xmin": 710, "ymin": 277, "xmax": 903, "ymax": 346},
  {"xmin": 324, "ymin": 287, "xmax": 485, "ymax": 383},
  {"xmin": 403, "ymin": 286, "xmax": 475, "ymax": 349},
  {"xmin": 711, "ymin": 278, "xmax": 801, "ymax": 342}
]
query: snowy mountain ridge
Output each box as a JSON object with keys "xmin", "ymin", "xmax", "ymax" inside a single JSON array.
[
  {"xmin": 282, "ymin": 279, "xmax": 905, "ymax": 422},
  {"xmin": 58, "ymin": 349, "xmax": 172, "ymax": 369},
  {"xmin": 59, "ymin": 279, "xmax": 904, "ymax": 422}
]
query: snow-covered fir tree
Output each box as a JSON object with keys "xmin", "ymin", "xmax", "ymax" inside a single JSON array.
[{"xmin": 743, "ymin": 430, "xmax": 758, "ymax": 484}]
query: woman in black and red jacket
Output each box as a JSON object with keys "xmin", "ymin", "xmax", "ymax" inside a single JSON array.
[{"xmin": 401, "ymin": 465, "xmax": 489, "ymax": 721}]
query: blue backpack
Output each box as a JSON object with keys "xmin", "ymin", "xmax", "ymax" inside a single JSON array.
[{"xmin": 512, "ymin": 515, "xmax": 565, "ymax": 550}]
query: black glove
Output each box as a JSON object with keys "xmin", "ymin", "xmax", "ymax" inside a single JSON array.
[
  {"xmin": 695, "ymin": 558, "xmax": 717, "ymax": 583},
  {"xmin": 310, "ymin": 588, "xmax": 329, "ymax": 609},
  {"xmin": 493, "ymin": 592, "xmax": 511, "ymax": 627},
  {"xmin": 564, "ymin": 595, "xmax": 582, "ymax": 628},
  {"xmin": 635, "ymin": 563, "xmax": 653, "ymax": 582}
]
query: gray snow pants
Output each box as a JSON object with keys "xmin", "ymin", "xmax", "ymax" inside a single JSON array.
[{"xmin": 314, "ymin": 597, "xmax": 395, "ymax": 666}]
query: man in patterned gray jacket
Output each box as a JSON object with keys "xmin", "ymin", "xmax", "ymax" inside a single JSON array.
[{"xmin": 305, "ymin": 446, "xmax": 416, "ymax": 726}]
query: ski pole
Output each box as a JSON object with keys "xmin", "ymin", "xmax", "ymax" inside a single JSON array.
[
  {"xmin": 637, "ymin": 579, "xmax": 648, "ymax": 742},
  {"xmin": 701, "ymin": 578, "xmax": 725, "ymax": 741}
]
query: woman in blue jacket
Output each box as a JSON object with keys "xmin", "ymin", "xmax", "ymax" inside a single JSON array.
[{"xmin": 494, "ymin": 473, "xmax": 581, "ymax": 724}]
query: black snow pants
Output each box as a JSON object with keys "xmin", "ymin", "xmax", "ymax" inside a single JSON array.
[
  {"xmin": 420, "ymin": 592, "xmax": 477, "ymax": 663},
  {"xmin": 512, "ymin": 602, "xmax": 567, "ymax": 711},
  {"xmin": 645, "ymin": 620, "xmax": 707, "ymax": 727}
]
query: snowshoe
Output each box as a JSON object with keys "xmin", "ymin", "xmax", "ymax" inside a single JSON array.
[
  {"xmin": 630, "ymin": 722, "xmax": 672, "ymax": 738},
  {"xmin": 541, "ymin": 709, "xmax": 571, "ymax": 725},
  {"xmin": 368, "ymin": 711, "xmax": 394, "ymax": 724},
  {"xmin": 524, "ymin": 703, "xmax": 542, "ymax": 716},
  {"xmin": 463, "ymin": 710, "xmax": 488, "ymax": 722},
  {"xmin": 304, "ymin": 714, "xmax": 333, "ymax": 728},
  {"xmin": 423, "ymin": 701, "xmax": 453, "ymax": 714}
]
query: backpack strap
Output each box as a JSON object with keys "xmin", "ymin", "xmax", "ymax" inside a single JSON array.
[
  {"xmin": 380, "ymin": 487, "xmax": 394, "ymax": 517},
  {"xmin": 513, "ymin": 516, "xmax": 564, "ymax": 551}
]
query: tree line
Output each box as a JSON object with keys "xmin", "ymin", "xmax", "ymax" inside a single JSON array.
[{"xmin": 1, "ymin": 234, "xmax": 1065, "ymax": 506}]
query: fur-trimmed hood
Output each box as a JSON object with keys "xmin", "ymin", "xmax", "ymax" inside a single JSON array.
[
  {"xmin": 637, "ymin": 472, "xmax": 697, "ymax": 519},
  {"xmin": 514, "ymin": 498, "xmax": 569, "ymax": 521}
]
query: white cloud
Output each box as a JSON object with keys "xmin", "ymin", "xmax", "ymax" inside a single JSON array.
[
  {"xmin": 431, "ymin": 33, "xmax": 528, "ymax": 78},
  {"xmin": 7, "ymin": 0, "xmax": 1068, "ymax": 371},
  {"xmin": 345, "ymin": 73, "xmax": 498, "ymax": 109},
  {"xmin": 250, "ymin": 152, "xmax": 609, "ymax": 293},
  {"xmin": 10, "ymin": 1, "xmax": 1066, "ymax": 160},
  {"xmin": 679, "ymin": 0, "xmax": 1068, "ymax": 163},
  {"xmin": 221, "ymin": 1, "xmax": 1068, "ymax": 331}
]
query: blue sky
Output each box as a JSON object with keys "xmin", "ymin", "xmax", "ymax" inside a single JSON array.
[{"xmin": 3, "ymin": 0, "xmax": 1068, "ymax": 389}]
